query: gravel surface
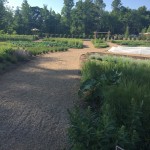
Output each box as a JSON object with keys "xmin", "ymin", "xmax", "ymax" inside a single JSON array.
[{"xmin": 0, "ymin": 41, "xmax": 103, "ymax": 150}]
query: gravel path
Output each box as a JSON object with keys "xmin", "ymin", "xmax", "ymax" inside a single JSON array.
[{"xmin": 0, "ymin": 41, "xmax": 103, "ymax": 150}]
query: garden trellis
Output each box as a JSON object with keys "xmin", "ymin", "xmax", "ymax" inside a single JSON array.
[{"xmin": 94, "ymin": 31, "xmax": 111, "ymax": 39}]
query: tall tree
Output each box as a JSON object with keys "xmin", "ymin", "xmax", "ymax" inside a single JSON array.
[
  {"xmin": 71, "ymin": 0, "xmax": 97, "ymax": 34},
  {"xmin": 70, "ymin": 0, "xmax": 84, "ymax": 34},
  {"xmin": 95, "ymin": 0, "xmax": 106, "ymax": 11},
  {"xmin": 137, "ymin": 6, "xmax": 150, "ymax": 30},
  {"xmin": 13, "ymin": 7, "xmax": 24, "ymax": 34},
  {"xmin": 41, "ymin": 5, "xmax": 57, "ymax": 34},
  {"xmin": 61, "ymin": 0, "xmax": 74, "ymax": 33},
  {"xmin": 147, "ymin": 25, "xmax": 150, "ymax": 32},
  {"xmin": 0, "ymin": 0, "xmax": 7, "ymax": 31},
  {"xmin": 94, "ymin": 0, "xmax": 106, "ymax": 31},
  {"xmin": 21, "ymin": 0, "xmax": 31, "ymax": 34},
  {"xmin": 30, "ymin": 6, "xmax": 42, "ymax": 30},
  {"xmin": 111, "ymin": 0, "xmax": 122, "ymax": 13},
  {"xmin": 40, "ymin": 6, "xmax": 61, "ymax": 34},
  {"xmin": 4, "ymin": 7, "xmax": 14, "ymax": 34}
]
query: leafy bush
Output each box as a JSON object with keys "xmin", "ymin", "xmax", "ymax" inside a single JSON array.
[
  {"xmin": 0, "ymin": 44, "xmax": 29, "ymax": 72},
  {"xmin": 0, "ymin": 40, "xmax": 69, "ymax": 73},
  {"xmin": 11, "ymin": 41, "xmax": 68, "ymax": 56},
  {"xmin": 43, "ymin": 38, "xmax": 83, "ymax": 49},
  {"xmin": 0, "ymin": 34, "xmax": 37, "ymax": 41},
  {"xmin": 112, "ymin": 40, "xmax": 150, "ymax": 46},
  {"xmin": 69, "ymin": 55, "xmax": 150, "ymax": 150},
  {"xmin": 92, "ymin": 39, "xmax": 109, "ymax": 48}
]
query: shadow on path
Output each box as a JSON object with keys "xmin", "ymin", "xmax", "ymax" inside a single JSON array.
[{"xmin": 0, "ymin": 59, "xmax": 80, "ymax": 150}]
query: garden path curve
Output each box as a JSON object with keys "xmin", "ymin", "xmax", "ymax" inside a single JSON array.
[{"xmin": 0, "ymin": 41, "xmax": 106, "ymax": 150}]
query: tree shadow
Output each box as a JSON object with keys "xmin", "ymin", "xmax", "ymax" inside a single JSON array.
[{"xmin": 0, "ymin": 58, "xmax": 81, "ymax": 150}]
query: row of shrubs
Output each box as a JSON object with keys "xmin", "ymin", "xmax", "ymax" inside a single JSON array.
[
  {"xmin": 0, "ymin": 33, "xmax": 149, "ymax": 41},
  {"xmin": 0, "ymin": 46, "xmax": 28, "ymax": 73},
  {"xmin": 43, "ymin": 38, "xmax": 83, "ymax": 49},
  {"xmin": 111, "ymin": 34, "xmax": 150, "ymax": 41},
  {"xmin": 112, "ymin": 40, "xmax": 150, "ymax": 47},
  {"xmin": 42, "ymin": 33, "xmax": 94, "ymax": 39},
  {"xmin": 0, "ymin": 38, "xmax": 84, "ymax": 73},
  {"xmin": 68, "ymin": 54, "xmax": 150, "ymax": 150},
  {"xmin": 42, "ymin": 33, "xmax": 150, "ymax": 41},
  {"xmin": 91, "ymin": 39, "xmax": 109, "ymax": 48},
  {"xmin": 0, "ymin": 34, "xmax": 38, "ymax": 41},
  {"xmin": 0, "ymin": 46, "xmax": 67, "ymax": 73}
]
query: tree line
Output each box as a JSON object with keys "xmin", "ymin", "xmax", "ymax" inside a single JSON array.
[{"xmin": 0, "ymin": 0, "xmax": 150, "ymax": 36}]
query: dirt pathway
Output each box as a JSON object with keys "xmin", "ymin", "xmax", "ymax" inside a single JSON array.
[{"xmin": 0, "ymin": 41, "xmax": 103, "ymax": 150}]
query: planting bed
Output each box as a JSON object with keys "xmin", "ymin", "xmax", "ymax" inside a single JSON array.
[
  {"xmin": 92, "ymin": 39, "xmax": 109, "ymax": 48},
  {"xmin": 43, "ymin": 38, "xmax": 83, "ymax": 49},
  {"xmin": 69, "ymin": 54, "xmax": 150, "ymax": 150},
  {"xmin": 0, "ymin": 34, "xmax": 37, "ymax": 41},
  {"xmin": 0, "ymin": 38, "xmax": 83, "ymax": 73}
]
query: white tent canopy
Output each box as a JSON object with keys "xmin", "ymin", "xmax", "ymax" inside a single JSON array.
[{"xmin": 109, "ymin": 46, "xmax": 150, "ymax": 55}]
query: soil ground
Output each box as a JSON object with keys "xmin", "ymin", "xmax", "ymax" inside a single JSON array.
[{"xmin": 0, "ymin": 41, "xmax": 149, "ymax": 150}]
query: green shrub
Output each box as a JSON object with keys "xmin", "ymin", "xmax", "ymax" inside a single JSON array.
[
  {"xmin": 112, "ymin": 40, "xmax": 150, "ymax": 46},
  {"xmin": 92, "ymin": 39, "xmax": 109, "ymax": 48},
  {"xmin": 43, "ymin": 38, "xmax": 83, "ymax": 49},
  {"xmin": 0, "ymin": 34, "xmax": 37, "ymax": 41},
  {"xmin": 0, "ymin": 39, "xmax": 71, "ymax": 73},
  {"xmin": 69, "ymin": 55, "xmax": 150, "ymax": 150}
]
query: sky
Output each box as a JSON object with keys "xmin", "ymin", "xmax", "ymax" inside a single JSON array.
[{"xmin": 6, "ymin": 0, "xmax": 150, "ymax": 13}]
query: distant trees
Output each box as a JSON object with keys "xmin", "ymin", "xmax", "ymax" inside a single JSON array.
[
  {"xmin": 21, "ymin": 0, "xmax": 31, "ymax": 34},
  {"xmin": 61, "ymin": 0, "xmax": 74, "ymax": 33},
  {"xmin": 0, "ymin": 0, "xmax": 150, "ymax": 36},
  {"xmin": 13, "ymin": 1, "xmax": 62, "ymax": 35},
  {"xmin": 13, "ymin": 7, "xmax": 24, "ymax": 34},
  {"xmin": 95, "ymin": 0, "xmax": 106, "ymax": 10},
  {"xmin": 124, "ymin": 26, "xmax": 129, "ymax": 39},
  {"xmin": 147, "ymin": 25, "xmax": 150, "ymax": 32},
  {"xmin": 0, "ymin": 0, "xmax": 8, "ymax": 32},
  {"xmin": 111, "ymin": 0, "xmax": 122, "ymax": 13}
]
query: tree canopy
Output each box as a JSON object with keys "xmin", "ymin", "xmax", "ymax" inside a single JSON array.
[{"xmin": 0, "ymin": 0, "xmax": 150, "ymax": 36}]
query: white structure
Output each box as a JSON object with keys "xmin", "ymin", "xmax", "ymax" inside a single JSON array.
[{"xmin": 109, "ymin": 46, "xmax": 150, "ymax": 55}]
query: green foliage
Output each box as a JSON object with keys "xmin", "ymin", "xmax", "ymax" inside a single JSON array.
[
  {"xmin": 61, "ymin": 0, "xmax": 74, "ymax": 29},
  {"xmin": 147, "ymin": 25, "xmax": 150, "ymax": 32},
  {"xmin": 70, "ymin": 0, "xmax": 98, "ymax": 35},
  {"xmin": 11, "ymin": 40, "xmax": 69, "ymax": 55},
  {"xmin": 69, "ymin": 55, "xmax": 150, "ymax": 150},
  {"xmin": 21, "ymin": 0, "xmax": 32, "ymax": 34},
  {"xmin": 78, "ymin": 69, "xmax": 121, "ymax": 102},
  {"xmin": 95, "ymin": 0, "xmax": 106, "ymax": 11},
  {"xmin": 0, "ymin": 0, "xmax": 150, "ymax": 36},
  {"xmin": 43, "ymin": 38, "xmax": 83, "ymax": 49},
  {"xmin": 111, "ymin": 0, "xmax": 122, "ymax": 12},
  {"xmin": 78, "ymin": 78, "xmax": 103, "ymax": 107},
  {"xmin": 92, "ymin": 39, "xmax": 109, "ymax": 48},
  {"xmin": 112, "ymin": 40, "xmax": 150, "ymax": 46},
  {"xmin": 68, "ymin": 106, "xmax": 117, "ymax": 150},
  {"xmin": 0, "ymin": 43, "xmax": 25, "ymax": 72},
  {"xmin": 124, "ymin": 26, "xmax": 129, "ymax": 39},
  {"xmin": 0, "ymin": 38, "xmax": 79, "ymax": 73},
  {"xmin": 141, "ymin": 27, "xmax": 147, "ymax": 33},
  {"xmin": 0, "ymin": 34, "xmax": 37, "ymax": 41}
]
